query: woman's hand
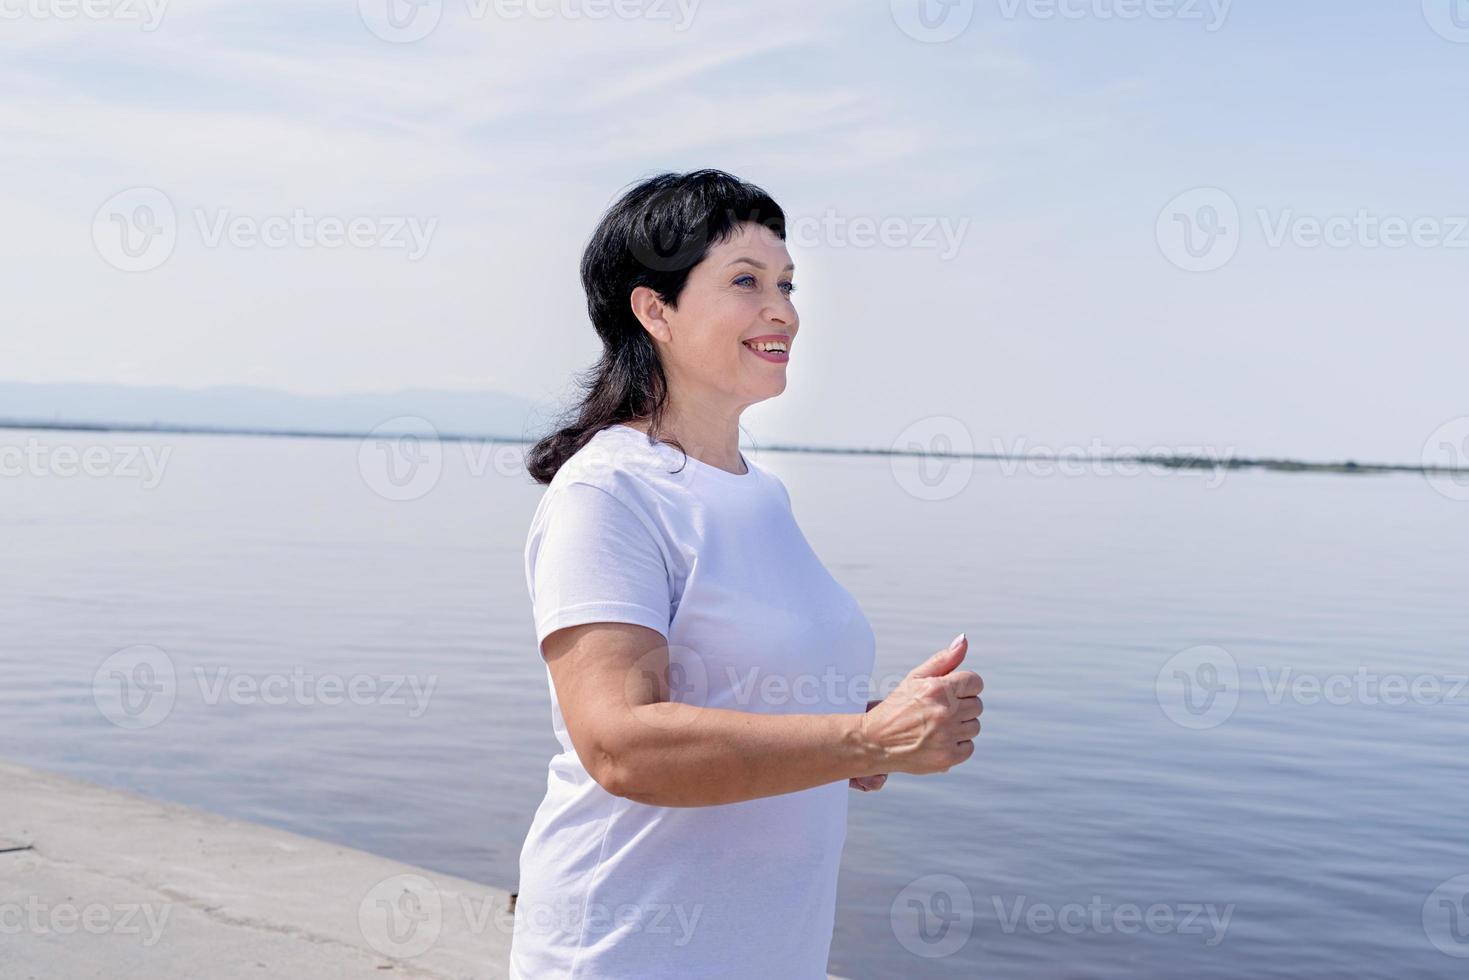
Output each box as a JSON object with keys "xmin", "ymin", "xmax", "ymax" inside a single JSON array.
[
  {"xmin": 849, "ymin": 700, "xmax": 888, "ymax": 791},
  {"xmin": 856, "ymin": 634, "xmax": 982, "ymax": 776}
]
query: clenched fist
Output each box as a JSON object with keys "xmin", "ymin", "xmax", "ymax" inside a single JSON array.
[{"xmin": 856, "ymin": 633, "xmax": 983, "ymax": 777}]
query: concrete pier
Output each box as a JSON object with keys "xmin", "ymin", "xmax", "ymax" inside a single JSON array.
[
  {"xmin": 1, "ymin": 761, "xmax": 853, "ymax": 979},
  {"xmin": 1, "ymin": 760, "xmax": 515, "ymax": 979}
]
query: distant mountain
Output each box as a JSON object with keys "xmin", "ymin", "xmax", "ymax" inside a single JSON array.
[{"xmin": 0, "ymin": 381, "xmax": 560, "ymax": 440}]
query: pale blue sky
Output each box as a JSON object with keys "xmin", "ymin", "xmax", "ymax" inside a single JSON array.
[{"xmin": 3, "ymin": 0, "xmax": 1466, "ymax": 462}]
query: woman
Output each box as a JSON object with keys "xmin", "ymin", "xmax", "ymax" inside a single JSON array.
[{"xmin": 513, "ymin": 169, "xmax": 983, "ymax": 979}]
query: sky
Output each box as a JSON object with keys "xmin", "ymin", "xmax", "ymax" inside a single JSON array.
[{"xmin": 3, "ymin": 0, "xmax": 1467, "ymax": 463}]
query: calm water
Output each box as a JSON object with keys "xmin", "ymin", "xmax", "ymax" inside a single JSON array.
[{"xmin": 2, "ymin": 427, "xmax": 1466, "ymax": 978}]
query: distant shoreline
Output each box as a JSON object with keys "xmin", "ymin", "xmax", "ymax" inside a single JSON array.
[{"xmin": 1, "ymin": 418, "xmax": 1462, "ymax": 478}]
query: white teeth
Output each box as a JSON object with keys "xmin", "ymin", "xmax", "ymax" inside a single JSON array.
[{"xmin": 744, "ymin": 341, "xmax": 788, "ymax": 353}]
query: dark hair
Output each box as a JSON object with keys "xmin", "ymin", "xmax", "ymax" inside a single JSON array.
[{"xmin": 524, "ymin": 169, "xmax": 787, "ymax": 485}]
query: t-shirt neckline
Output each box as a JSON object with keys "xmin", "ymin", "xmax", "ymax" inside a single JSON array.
[{"xmin": 609, "ymin": 424, "xmax": 756, "ymax": 482}]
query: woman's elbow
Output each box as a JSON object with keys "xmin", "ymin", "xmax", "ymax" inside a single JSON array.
[
  {"xmin": 584, "ymin": 737, "xmax": 653, "ymax": 802},
  {"xmin": 570, "ymin": 709, "xmax": 670, "ymax": 802}
]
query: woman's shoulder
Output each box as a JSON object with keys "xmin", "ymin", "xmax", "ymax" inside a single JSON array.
[
  {"xmin": 548, "ymin": 424, "xmax": 663, "ymax": 498},
  {"xmin": 526, "ymin": 428, "xmax": 691, "ymax": 578},
  {"xmin": 546, "ymin": 423, "xmax": 787, "ymax": 517}
]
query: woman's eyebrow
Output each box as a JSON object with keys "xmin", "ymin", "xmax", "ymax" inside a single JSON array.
[{"xmin": 727, "ymin": 257, "xmax": 796, "ymax": 272}]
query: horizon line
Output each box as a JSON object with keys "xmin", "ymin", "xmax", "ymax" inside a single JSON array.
[{"xmin": 1, "ymin": 419, "xmax": 1461, "ymax": 479}]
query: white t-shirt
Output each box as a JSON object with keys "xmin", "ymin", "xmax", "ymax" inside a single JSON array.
[{"xmin": 511, "ymin": 423, "xmax": 877, "ymax": 980}]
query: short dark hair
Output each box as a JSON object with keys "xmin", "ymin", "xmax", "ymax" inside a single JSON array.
[{"xmin": 525, "ymin": 169, "xmax": 787, "ymax": 484}]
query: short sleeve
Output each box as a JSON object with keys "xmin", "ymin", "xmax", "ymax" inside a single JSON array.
[
  {"xmin": 771, "ymin": 472, "xmax": 792, "ymax": 510},
  {"xmin": 527, "ymin": 481, "xmax": 672, "ymax": 652}
]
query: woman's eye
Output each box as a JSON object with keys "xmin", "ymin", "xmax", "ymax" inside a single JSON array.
[{"xmin": 733, "ymin": 274, "xmax": 796, "ymax": 296}]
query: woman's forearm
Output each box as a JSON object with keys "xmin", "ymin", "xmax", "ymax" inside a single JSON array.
[{"xmin": 603, "ymin": 705, "xmax": 882, "ymax": 807}]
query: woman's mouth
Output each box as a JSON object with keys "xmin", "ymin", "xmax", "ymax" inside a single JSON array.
[{"xmin": 741, "ymin": 339, "xmax": 790, "ymax": 363}]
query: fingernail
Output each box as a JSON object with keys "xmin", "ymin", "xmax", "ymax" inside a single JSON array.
[{"xmin": 949, "ymin": 632, "xmax": 965, "ymax": 651}]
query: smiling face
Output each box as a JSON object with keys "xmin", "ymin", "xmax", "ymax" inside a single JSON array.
[{"xmin": 629, "ymin": 220, "xmax": 799, "ymax": 418}]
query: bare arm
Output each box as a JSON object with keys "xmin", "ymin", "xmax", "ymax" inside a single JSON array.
[{"xmin": 542, "ymin": 623, "xmax": 982, "ymax": 808}]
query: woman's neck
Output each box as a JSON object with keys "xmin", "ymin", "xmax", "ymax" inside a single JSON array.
[{"xmin": 622, "ymin": 412, "xmax": 745, "ymax": 475}]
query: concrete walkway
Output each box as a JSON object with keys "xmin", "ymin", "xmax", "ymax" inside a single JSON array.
[
  {"xmin": 1, "ymin": 761, "xmax": 853, "ymax": 979},
  {"xmin": 1, "ymin": 760, "xmax": 515, "ymax": 979}
]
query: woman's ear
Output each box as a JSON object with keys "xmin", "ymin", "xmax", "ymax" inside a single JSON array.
[{"xmin": 629, "ymin": 285, "xmax": 673, "ymax": 344}]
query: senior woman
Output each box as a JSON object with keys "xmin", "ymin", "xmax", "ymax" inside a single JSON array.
[{"xmin": 513, "ymin": 169, "xmax": 983, "ymax": 979}]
